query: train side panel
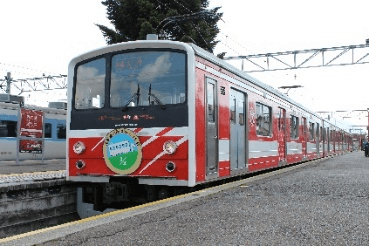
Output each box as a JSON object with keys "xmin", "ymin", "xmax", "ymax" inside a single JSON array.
[{"xmin": 0, "ymin": 103, "xmax": 66, "ymax": 161}]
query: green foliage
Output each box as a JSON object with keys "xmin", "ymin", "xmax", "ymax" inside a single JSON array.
[{"xmin": 97, "ymin": 0, "xmax": 223, "ymax": 53}]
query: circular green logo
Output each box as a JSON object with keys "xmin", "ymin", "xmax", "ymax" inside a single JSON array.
[{"xmin": 103, "ymin": 128, "xmax": 142, "ymax": 174}]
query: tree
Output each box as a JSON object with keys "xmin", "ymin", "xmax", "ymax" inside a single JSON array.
[{"xmin": 96, "ymin": 0, "xmax": 223, "ymax": 53}]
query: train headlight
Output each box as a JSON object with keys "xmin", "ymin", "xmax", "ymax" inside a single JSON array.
[
  {"xmin": 76, "ymin": 160, "xmax": 86, "ymax": 169},
  {"xmin": 163, "ymin": 141, "xmax": 177, "ymax": 154},
  {"xmin": 73, "ymin": 141, "xmax": 86, "ymax": 154},
  {"xmin": 166, "ymin": 162, "xmax": 176, "ymax": 172}
]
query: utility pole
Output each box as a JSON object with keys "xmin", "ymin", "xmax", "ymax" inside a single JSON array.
[{"xmin": 5, "ymin": 72, "xmax": 12, "ymax": 94}]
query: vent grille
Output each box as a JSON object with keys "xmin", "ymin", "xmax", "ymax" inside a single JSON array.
[{"xmin": 220, "ymin": 86, "xmax": 226, "ymax": 95}]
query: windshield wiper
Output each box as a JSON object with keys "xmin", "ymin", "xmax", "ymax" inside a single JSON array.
[
  {"xmin": 148, "ymin": 84, "xmax": 166, "ymax": 109},
  {"xmin": 122, "ymin": 84, "xmax": 140, "ymax": 112}
]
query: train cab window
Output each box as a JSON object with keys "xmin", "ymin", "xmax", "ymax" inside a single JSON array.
[
  {"xmin": 309, "ymin": 122, "xmax": 315, "ymax": 140},
  {"xmin": 256, "ymin": 102, "xmax": 271, "ymax": 136},
  {"xmin": 290, "ymin": 115, "xmax": 299, "ymax": 139},
  {"xmin": 44, "ymin": 123, "xmax": 52, "ymax": 138},
  {"xmin": 75, "ymin": 58, "xmax": 106, "ymax": 109},
  {"xmin": 0, "ymin": 120, "xmax": 17, "ymax": 137},
  {"xmin": 57, "ymin": 124, "xmax": 66, "ymax": 139}
]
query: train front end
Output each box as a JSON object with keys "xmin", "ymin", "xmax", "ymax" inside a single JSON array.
[{"xmin": 66, "ymin": 40, "xmax": 196, "ymax": 208}]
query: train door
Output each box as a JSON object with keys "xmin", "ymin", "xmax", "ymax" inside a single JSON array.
[
  {"xmin": 302, "ymin": 117, "xmax": 307, "ymax": 156},
  {"xmin": 278, "ymin": 108, "xmax": 287, "ymax": 163},
  {"xmin": 230, "ymin": 89, "xmax": 247, "ymax": 172},
  {"xmin": 320, "ymin": 126, "xmax": 324, "ymax": 156},
  {"xmin": 322, "ymin": 126, "xmax": 326, "ymax": 156},
  {"xmin": 332, "ymin": 130, "xmax": 335, "ymax": 152},
  {"xmin": 327, "ymin": 127, "xmax": 330, "ymax": 154},
  {"xmin": 206, "ymin": 77, "xmax": 218, "ymax": 179},
  {"xmin": 316, "ymin": 123, "xmax": 320, "ymax": 157}
]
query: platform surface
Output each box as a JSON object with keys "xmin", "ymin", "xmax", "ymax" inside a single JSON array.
[
  {"xmin": 0, "ymin": 159, "xmax": 65, "ymax": 175},
  {"xmin": 2, "ymin": 151, "xmax": 369, "ymax": 245}
]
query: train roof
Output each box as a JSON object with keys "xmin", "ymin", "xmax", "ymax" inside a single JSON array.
[{"xmin": 0, "ymin": 101, "xmax": 66, "ymax": 115}]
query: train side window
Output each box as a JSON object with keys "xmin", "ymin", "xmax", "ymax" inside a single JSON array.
[
  {"xmin": 207, "ymin": 83, "xmax": 215, "ymax": 123},
  {"xmin": 45, "ymin": 123, "xmax": 52, "ymax": 138},
  {"xmin": 0, "ymin": 120, "xmax": 17, "ymax": 137},
  {"xmin": 230, "ymin": 98, "xmax": 236, "ymax": 124},
  {"xmin": 57, "ymin": 124, "xmax": 66, "ymax": 139},
  {"xmin": 316, "ymin": 123, "xmax": 320, "ymax": 140},
  {"xmin": 327, "ymin": 128, "xmax": 330, "ymax": 142},
  {"xmin": 302, "ymin": 117, "xmax": 307, "ymax": 135},
  {"xmin": 290, "ymin": 115, "xmax": 299, "ymax": 139},
  {"xmin": 309, "ymin": 122, "xmax": 315, "ymax": 140},
  {"xmin": 278, "ymin": 108, "xmax": 281, "ymax": 131},
  {"xmin": 239, "ymin": 99, "xmax": 245, "ymax": 126},
  {"xmin": 256, "ymin": 102, "xmax": 271, "ymax": 136}
]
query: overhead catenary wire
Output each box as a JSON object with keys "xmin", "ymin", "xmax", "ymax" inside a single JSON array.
[
  {"xmin": 156, "ymin": 0, "xmax": 222, "ymax": 50},
  {"xmin": 0, "ymin": 62, "xmax": 61, "ymax": 78}
]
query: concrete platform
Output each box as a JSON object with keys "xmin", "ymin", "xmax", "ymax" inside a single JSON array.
[
  {"xmin": 1, "ymin": 151, "xmax": 368, "ymax": 245},
  {"xmin": 0, "ymin": 159, "xmax": 65, "ymax": 175},
  {"xmin": 0, "ymin": 159, "xmax": 73, "ymax": 239}
]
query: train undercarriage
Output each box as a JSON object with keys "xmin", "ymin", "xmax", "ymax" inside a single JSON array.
[{"xmin": 81, "ymin": 177, "xmax": 188, "ymax": 211}]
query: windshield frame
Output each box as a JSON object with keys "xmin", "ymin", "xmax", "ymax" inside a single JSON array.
[{"xmin": 70, "ymin": 48, "xmax": 188, "ymax": 130}]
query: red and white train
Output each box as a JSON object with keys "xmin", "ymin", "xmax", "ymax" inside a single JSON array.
[{"xmin": 67, "ymin": 36, "xmax": 352, "ymax": 210}]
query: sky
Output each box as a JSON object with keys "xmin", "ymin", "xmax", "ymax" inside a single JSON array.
[{"xmin": 0, "ymin": 0, "xmax": 368, "ymax": 132}]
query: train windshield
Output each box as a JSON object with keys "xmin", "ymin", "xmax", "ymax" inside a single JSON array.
[
  {"xmin": 75, "ymin": 58, "xmax": 106, "ymax": 109},
  {"xmin": 74, "ymin": 51, "xmax": 186, "ymax": 109},
  {"xmin": 111, "ymin": 51, "xmax": 186, "ymax": 108},
  {"xmin": 72, "ymin": 50, "xmax": 188, "ymax": 130}
]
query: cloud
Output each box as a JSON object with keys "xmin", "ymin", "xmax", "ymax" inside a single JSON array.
[{"xmin": 137, "ymin": 53, "xmax": 172, "ymax": 83}]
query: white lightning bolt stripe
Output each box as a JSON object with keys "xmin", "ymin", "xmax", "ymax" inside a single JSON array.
[
  {"xmin": 135, "ymin": 127, "xmax": 188, "ymax": 136},
  {"xmin": 77, "ymin": 127, "xmax": 188, "ymax": 152},
  {"xmin": 138, "ymin": 136, "xmax": 188, "ymax": 174},
  {"xmin": 142, "ymin": 136, "xmax": 160, "ymax": 148},
  {"xmin": 91, "ymin": 137, "xmax": 105, "ymax": 152},
  {"xmin": 69, "ymin": 127, "xmax": 188, "ymax": 138}
]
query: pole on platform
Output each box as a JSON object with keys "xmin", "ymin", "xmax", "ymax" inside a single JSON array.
[
  {"xmin": 16, "ymin": 103, "xmax": 21, "ymax": 165},
  {"xmin": 367, "ymin": 108, "xmax": 369, "ymax": 141},
  {"xmin": 5, "ymin": 72, "xmax": 12, "ymax": 94}
]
